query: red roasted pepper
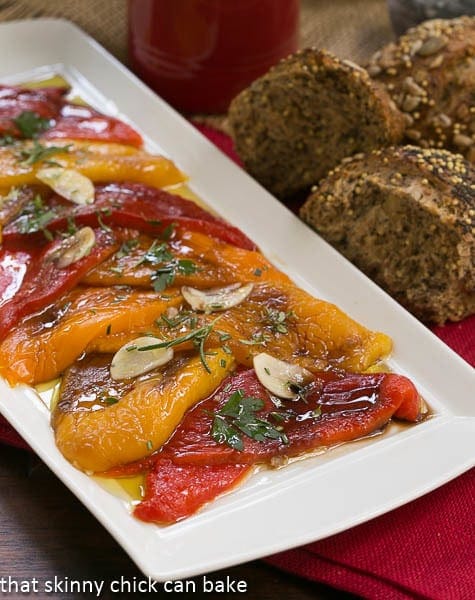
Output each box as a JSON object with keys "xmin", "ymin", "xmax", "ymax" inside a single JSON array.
[
  {"xmin": 0, "ymin": 84, "xmax": 142, "ymax": 147},
  {"xmin": 0, "ymin": 228, "xmax": 118, "ymax": 340},
  {"xmin": 3, "ymin": 183, "xmax": 257, "ymax": 251}
]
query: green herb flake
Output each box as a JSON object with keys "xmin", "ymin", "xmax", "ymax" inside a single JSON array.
[
  {"xmin": 239, "ymin": 332, "xmax": 270, "ymax": 346},
  {"xmin": 96, "ymin": 212, "xmax": 112, "ymax": 233},
  {"xmin": 160, "ymin": 222, "xmax": 176, "ymax": 241},
  {"xmin": 0, "ymin": 134, "xmax": 15, "ymax": 146},
  {"xmin": 146, "ymin": 440, "xmax": 153, "ymax": 451},
  {"xmin": 220, "ymin": 359, "xmax": 227, "ymax": 368},
  {"xmin": 19, "ymin": 141, "xmax": 71, "ymax": 166},
  {"xmin": 103, "ymin": 396, "xmax": 119, "ymax": 405},
  {"xmin": 253, "ymin": 268, "xmax": 262, "ymax": 277},
  {"xmin": 13, "ymin": 111, "xmax": 51, "ymax": 139},
  {"xmin": 106, "ymin": 324, "xmax": 112, "ymax": 335},
  {"xmin": 265, "ymin": 308, "xmax": 295, "ymax": 335},
  {"xmin": 17, "ymin": 194, "xmax": 57, "ymax": 237},
  {"xmin": 116, "ymin": 239, "xmax": 139, "ymax": 258},
  {"xmin": 138, "ymin": 321, "xmax": 216, "ymax": 373},
  {"xmin": 210, "ymin": 389, "xmax": 289, "ymax": 451}
]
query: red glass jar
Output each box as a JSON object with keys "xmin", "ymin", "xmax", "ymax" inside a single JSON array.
[{"xmin": 128, "ymin": 0, "xmax": 300, "ymax": 113}]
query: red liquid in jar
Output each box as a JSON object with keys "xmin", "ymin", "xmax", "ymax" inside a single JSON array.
[{"xmin": 128, "ymin": 0, "xmax": 300, "ymax": 113}]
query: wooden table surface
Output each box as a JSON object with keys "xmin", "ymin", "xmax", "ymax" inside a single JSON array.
[{"xmin": 0, "ymin": 445, "xmax": 358, "ymax": 599}]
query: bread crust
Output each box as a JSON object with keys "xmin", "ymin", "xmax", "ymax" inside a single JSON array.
[
  {"xmin": 300, "ymin": 146, "xmax": 475, "ymax": 324},
  {"xmin": 229, "ymin": 48, "xmax": 404, "ymax": 199},
  {"xmin": 367, "ymin": 16, "xmax": 475, "ymax": 161}
]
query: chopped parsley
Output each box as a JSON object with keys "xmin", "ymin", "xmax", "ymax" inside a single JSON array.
[
  {"xmin": 13, "ymin": 111, "xmax": 51, "ymax": 139},
  {"xmin": 96, "ymin": 212, "xmax": 112, "ymax": 232},
  {"xmin": 136, "ymin": 240, "xmax": 173, "ymax": 267},
  {"xmin": 116, "ymin": 239, "xmax": 139, "ymax": 258},
  {"xmin": 160, "ymin": 222, "xmax": 176, "ymax": 241},
  {"xmin": 0, "ymin": 134, "xmax": 15, "ymax": 146},
  {"xmin": 265, "ymin": 308, "xmax": 295, "ymax": 334},
  {"xmin": 19, "ymin": 140, "xmax": 71, "ymax": 165},
  {"xmin": 137, "ymin": 241, "xmax": 198, "ymax": 292},
  {"xmin": 17, "ymin": 194, "xmax": 56, "ymax": 239},
  {"xmin": 103, "ymin": 396, "xmax": 119, "ymax": 405},
  {"xmin": 210, "ymin": 389, "xmax": 289, "ymax": 452}
]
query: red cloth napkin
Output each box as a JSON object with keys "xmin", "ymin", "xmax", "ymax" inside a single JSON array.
[{"xmin": 1, "ymin": 122, "xmax": 474, "ymax": 599}]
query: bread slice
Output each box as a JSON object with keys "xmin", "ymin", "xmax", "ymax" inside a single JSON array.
[
  {"xmin": 366, "ymin": 16, "xmax": 475, "ymax": 161},
  {"xmin": 300, "ymin": 146, "xmax": 475, "ymax": 324},
  {"xmin": 228, "ymin": 48, "xmax": 405, "ymax": 199}
]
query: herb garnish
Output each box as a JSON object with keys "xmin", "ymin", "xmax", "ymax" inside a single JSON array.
[
  {"xmin": 136, "ymin": 240, "xmax": 198, "ymax": 292},
  {"xmin": 103, "ymin": 396, "xmax": 119, "ymax": 405},
  {"xmin": 13, "ymin": 111, "xmax": 51, "ymax": 139},
  {"xmin": 160, "ymin": 222, "xmax": 176, "ymax": 241},
  {"xmin": 0, "ymin": 134, "xmax": 15, "ymax": 146},
  {"xmin": 159, "ymin": 309, "xmax": 193, "ymax": 329},
  {"xmin": 17, "ymin": 194, "xmax": 56, "ymax": 239},
  {"xmin": 239, "ymin": 332, "xmax": 271, "ymax": 346},
  {"xmin": 265, "ymin": 308, "xmax": 295, "ymax": 334},
  {"xmin": 19, "ymin": 140, "xmax": 71, "ymax": 165},
  {"xmin": 210, "ymin": 389, "xmax": 289, "ymax": 451},
  {"xmin": 116, "ymin": 239, "xmax": 139, "ymax": 258},
  {"xmin": 96, "ymin": 212, "xmax": 112, "ymax": 233},
  {"xmin": 138, "ymin": 322, "xmax": 215, "ymax": 373}
]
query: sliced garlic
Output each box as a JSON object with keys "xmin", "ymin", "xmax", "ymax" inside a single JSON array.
[
  {"xmin": 110, "ymin": 336, "xmax": 174, "ymax": 381},
  {"xmin": 181, "ymin": 283, "xmax": 253, "ymax": 312},
  {"xmin": 253, "ymin": 352, "xmax": 313, "ymax": 399},
  {"xmin": 49, "ymin": 226, "xmax": 96, "ymax": 268},
  {"xmin": 36, "ymin": 167, "xmax": 95, "ymax": 205}
]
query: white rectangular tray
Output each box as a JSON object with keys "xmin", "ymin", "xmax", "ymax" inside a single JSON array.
[{"xmin": 0, "ymin": 19, "xmax": 474, "ymax": 581}]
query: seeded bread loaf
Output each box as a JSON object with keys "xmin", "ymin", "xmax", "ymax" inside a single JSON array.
[
  {"xmin": 228, "ymin": 48, "xmax": 405, "ymax": 199},
  {"xmin": 366, "ymin": 16, "xmax": 475, "ymax": 161},
  {"xmin": 300, "ymin": 146, "xmax": 475, "ymax": 324}
]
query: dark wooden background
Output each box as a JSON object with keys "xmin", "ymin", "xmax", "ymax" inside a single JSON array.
[{"xmin": 0, "ymin": 445, "xmax": 359, "ymax": 599}]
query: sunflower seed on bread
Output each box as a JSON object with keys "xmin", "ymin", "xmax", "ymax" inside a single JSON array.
[
  {"xmin": 366, "ymin": 16, "xmax": 475, "ymax": 161},
  {"xmin": 228, "ymin": 48, "xmax": 405, "ymax": 199},
  {"xmin": 300, "ymin": 146, "xmax": 475, "ymax": 324}
]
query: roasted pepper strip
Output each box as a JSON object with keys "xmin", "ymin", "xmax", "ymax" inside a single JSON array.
[
  {"xmin": 106, "ymin": 368, "xmax": 422, "ymax": 524},
  {"xmin": 53, "ymin": 349, "xmax": 235, "ymax": 473},
  {"xmin": 134, "ymin": 459, "xmax": 250, "ymax": 525},
  {"xmin": 0, "ymin": 84, "xmax": 142, "ymax": 147},
  {"xmin": 0, "ymin": 287, "xmax": 182, "ymax": 385},
  {"xmin": 0, "ymin": 85, "xmax": 65, "ymax": 134},
  {"xmin": 42, "ymin": 103, "xmax": 143, "ymax": 147},
  {"xmin": 3, "ymin": 183, "xmax": 256, "ymax": 250},
  {"xmin": 163, "ymin": 369, "xmax": 423, "ymax": 466},
  {"xmin": 0, "ymin": 228, "xmax": 118, "ymax": 341},
  {"xmin": 0, "ymin": 140, "xmax": 185, "ymax": 190}
]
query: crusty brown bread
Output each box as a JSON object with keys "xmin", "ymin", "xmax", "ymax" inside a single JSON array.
[
  {"xmin": 300, "ymin": 146, "xmax": 475, "ymax": 324},
  {"xmin": 366, "ymin": 16, "xmax": 475, "ymax": 161},
  {"xmin": 228, "ymin": 48, "xmax": 405, "ymax": 199}
]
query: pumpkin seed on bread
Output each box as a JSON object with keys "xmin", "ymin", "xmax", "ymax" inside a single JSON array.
[
  {"xmin": 300, "ymin": 146, "xmax": 475, "ymax": 324},
  {"xmin": 366, "ymin": 16, "xmax": 475, "ymax": 161},
  {"xmin": 228, "ymin": 48, "xmax": 405, "ymax": 199}
]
